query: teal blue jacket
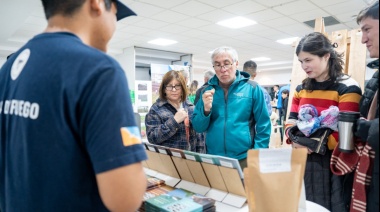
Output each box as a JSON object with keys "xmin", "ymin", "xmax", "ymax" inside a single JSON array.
[{"xmin": 192, "ymin": 71, "xmax": 271, "ymax": 160}]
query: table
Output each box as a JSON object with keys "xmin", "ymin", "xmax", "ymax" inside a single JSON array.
[{"xmin": 215, "ymin": 201, "xmax": 330, "ymax": 212}]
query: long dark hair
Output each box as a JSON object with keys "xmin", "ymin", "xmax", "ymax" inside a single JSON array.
[{"xmin": 296, "ymin": 32, "xmax": 345, "ymax": 90}]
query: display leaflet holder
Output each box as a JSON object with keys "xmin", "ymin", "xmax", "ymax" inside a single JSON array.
[
  {"xmin": 219, "ymin": 166, "xmax": 247, "ymax": 208},
  {"xmin": 201, "ymin": 162, "xmax": 229, "ymax": 202},
  {"xmin": 171, "ymin": 156, "xmax": 195, "ymax": 183},
  {"xmin": 143, "ymin": 146, "xmax": 247, "ymax": 208},
  {"xmin": 145, "ymin": 150, "xmax": 165, "ymax": 172}
]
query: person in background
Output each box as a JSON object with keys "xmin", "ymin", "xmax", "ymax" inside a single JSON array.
[
  {"xmin": 270, "ymin": 109, "xmax": 279, "ymax": 126},
  {"xmin": 273, "ymin": 84, "xmax": 280, "ymax": 106},
  {"xmin": 0, "ymin": 1, "xmax": 147, "ymax": 211},
  {"xmin": 188, "ymin": 80, "xmax": 198, "ymax": 104},
  {"xmin": 284, "ymin": 32, "xmax": 362, "ymax": 211},
  {"xmin": 179, "ymin": 69, "xmax": 190, "ymax": 87},
  {"xmin": 277, "ymin": 83, "xmax": 291, "ymax": 119},
  {"xmin": 243, "ymin": 60, "xmax": 272, "ymax": 115},
  {"xmin": 192, "ymin": 46, "xmax": 271, "ymax": 169},
  {"xmin": 282, "ymin": 89, "xmax": 289, "ymax": 122},
  {"xmin": 145, "ymin": 70, "xmax": 204, "ymax": 153},
  {"xmin": 194, "ymin": 70, "xmax": 215, "ymax": 105},
  {"xmin": 331, "ymin": 2, "xmax": 379, "ymax": 212},
  {"xmin": 277, "ymin": 83, "xmax": 291, "ymax": 141}
]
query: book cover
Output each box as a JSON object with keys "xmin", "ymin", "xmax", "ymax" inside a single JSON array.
[
  {"xmin": 144, "ymin": 185, "xmax": 174, "ymax": 201},
  {"xmin": 145, "ymin": 143, "xmax": 159, "ymax": 152},
  {"xmin": 139, "ymin": 185, "xmax": 174, "ymax": 212},
  {"xmin": 167, "ymin": 147, "xmax": 186, "ymax": 159},
  {"xmin": 156, "ymin": 145, "xmax": 170, "ymax": 155},
  {"xmin": 183, "ymin": 150, "xmax": 202, "ymax": 162},
  {"xmin": 217, "ymin": 156, "xmax": 244, "ymax": 179},
  {"xmin": 145, "ymin": 194, "xmax": 203, "ymax": 212},
  {"xmin": 198, "ymin": 153, "xmax": 220, "ymax": 165},
  {"xmin": 146, "ymin": 175, "xmax": 166, "ymax": 190},
  {"xmin": 167, "ymin": 188, "xmax": 216, "ymax": 210}
]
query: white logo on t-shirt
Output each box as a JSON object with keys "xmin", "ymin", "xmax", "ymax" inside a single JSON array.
[{"xmin": 11, "ymin": 49, "xmax": 30, "ymax": 80}]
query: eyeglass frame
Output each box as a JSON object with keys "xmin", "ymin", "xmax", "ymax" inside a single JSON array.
[
  {"xmin": 212, "ymin": 61, "xmax": 235, "ymax": 71},
  {"xmin": 165, "ymin": 84, "xmax": 182, "ymax": 91}
]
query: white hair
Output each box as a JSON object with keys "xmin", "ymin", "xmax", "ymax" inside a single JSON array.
[
  {"xmin": 204, "ymin": 70, "xmax": 215, "ymax": 80},
  {"xmin": 211, "ymin": 46, "xmax": 239, "ymax": 64}
]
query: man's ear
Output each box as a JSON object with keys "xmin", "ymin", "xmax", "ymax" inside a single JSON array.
[{"xmin": 89, "ymin": 0, "xmax": 103, "ymax": 17}]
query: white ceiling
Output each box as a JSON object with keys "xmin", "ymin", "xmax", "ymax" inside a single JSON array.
[{"xmin": 0, "ymin": 0, "xmax": 372, "ymax": 73}]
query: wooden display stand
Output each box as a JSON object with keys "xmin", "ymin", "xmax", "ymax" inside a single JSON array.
[
  {"xmin": 283, "ymin": 17, "xmax": 367, "ymax": 146},
  {"xmin": 143, "ymin": 148, "xmax": 247, "ymax": 208}
]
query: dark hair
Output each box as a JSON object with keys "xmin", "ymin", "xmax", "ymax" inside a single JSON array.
[
  {"xmin": 282, "ymin": 89, "xmax": 289, "ymax": 95},
  {"xmin": 296, "ymin": 32, "xmax": 345, "ymax": 91},
  {"xmin": 274, "ymin": 85, "xmax": 279, "ymax": 89},
  {"xmin": 41, "ymin": 0, "xmax": 113, "ymax": 19},
  {"xmin": 243, "ymin": 60, "xmax": 257, "ymax": 72},
  {"xmin": 357, "ymin": 1, "xmax": 379, "ymax": 24},
  {"xmin": 159, "ymin": 70, "xmax": 188, "ymax": 102}
]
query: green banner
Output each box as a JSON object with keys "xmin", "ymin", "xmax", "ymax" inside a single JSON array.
[{"xmin": 130, "ymin": 90, "xmax": 135, "ymax": 104}]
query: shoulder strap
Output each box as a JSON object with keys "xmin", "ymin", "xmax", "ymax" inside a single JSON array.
[
  {"xmin": 246, "ymin": 80, "xmax": 258, "ymax": 88},
  {"xmin": 368, "ymin": 89, "xmax": 378, "ymax": 120}
]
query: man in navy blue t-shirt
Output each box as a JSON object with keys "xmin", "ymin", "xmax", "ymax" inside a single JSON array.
[{"xmin": 0, "ymin": 1, "xmax": 147, "ymax": 211}]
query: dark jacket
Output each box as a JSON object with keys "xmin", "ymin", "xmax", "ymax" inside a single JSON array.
[
  {"xmin": 359, "ymin": 59, "xmax": 379, "ymax": 212},
  {"xmin": 194, "ymin": 83, "xmax": 208, "ymax": 106},
  {"xmin": 304, "ymin": 151, "xmax": 347, "ymax": 212},
  {"xmin": 282, "ymin": 97, "xmax": 289, "ymax": 120},
  {"xmin": 145, "ymin": 99, "xmax": 205, "ymax": 153}
]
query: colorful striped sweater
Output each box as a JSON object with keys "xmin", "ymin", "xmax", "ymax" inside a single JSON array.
[{"xmin": 285, "ymin": 76, "xmax": 362, "ymax": 150}]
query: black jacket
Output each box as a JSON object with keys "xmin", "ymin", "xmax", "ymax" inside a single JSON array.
[
  {"xmin": 360, "ymin": 59, "xmax": 379, "ymax": 212},
  {"xmin": 194, "ymin": 83, "xmax": 208, "ymax": 106}
]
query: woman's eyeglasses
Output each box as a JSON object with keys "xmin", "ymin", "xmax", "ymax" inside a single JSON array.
[{"xmin": 165, "ymin": 85, "xmax": 182, "ymax": 91}]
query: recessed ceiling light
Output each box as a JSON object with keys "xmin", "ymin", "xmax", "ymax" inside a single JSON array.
[
  {"xmin": 148, "ymin": 38, "xmax": 178, "ymax": 46},
  {"xmin": 251, "ymin": 57, "xmax": 271, "ymax": 62},
  {"xmin": 276, "ymin": 37, "xmax": 299, "ymax": 45},
  {"xmin": 217, "ymin": 16, "xmax": 257, "ymax": 29}
]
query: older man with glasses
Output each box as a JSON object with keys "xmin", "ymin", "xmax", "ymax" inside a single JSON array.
[{"xmin": 192, "ymin": 46, "xmax": 271, "ymax": 169}]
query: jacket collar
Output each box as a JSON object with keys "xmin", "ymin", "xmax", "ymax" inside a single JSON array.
[
  {"xmin": 156, "ymin": 98, "xmax": 193, "ymax": 108},
  {"xmin": 367, "ymin": 59, "xmax": 379, "ymax": 69},
  {"xmin": 208, "ymin": 70, "xmax": 250, "ymax": 87}
]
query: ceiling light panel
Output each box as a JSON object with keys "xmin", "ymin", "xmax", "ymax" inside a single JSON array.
[
  {"xmin": 148, "ymin": 38, "xmax": 178, "ymax": 46},
  {"xmin": 251, "ymin": 57, "xmax": 271, "ymax": 62},
  {"xmin": 276, "ymin": 37, "xmax": 299, "ymax": 45},
  {"xmin": 217, "ymin": 16, "xmax": 257, "ymax": 29}
]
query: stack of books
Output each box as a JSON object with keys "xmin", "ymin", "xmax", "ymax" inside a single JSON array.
[
  {"xmin": 145, "ymin": 188, "xmax": 216, "ymax": 212},
  {"xmin": 138, "ymin": 175, "xmax": 172, "ymax": 212},
  {"xmin": 147, "ymin": 175, "xmax": 166, "ymax": 190}
]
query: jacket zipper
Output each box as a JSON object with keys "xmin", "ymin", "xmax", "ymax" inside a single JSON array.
[{"xmin": 224, "ymin": 95, "xmax": 228, "ymax": 155}]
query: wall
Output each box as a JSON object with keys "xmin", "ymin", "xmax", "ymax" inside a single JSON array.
[
  {"xmin": 112, "ymin": 47, "xmax": 136, "ymax": 89},
  {"xmin": 136, "ymin": 67, "xmax": 150, "ymax": 81},
  {"xmin": 0, "ymin": 57, "xmax": 5, "ymax": 68}
]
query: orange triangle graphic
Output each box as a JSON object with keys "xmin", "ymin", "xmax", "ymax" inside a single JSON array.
[{"xmin": 120, "ymin": 127, "xmax": 141, "ymax": 147}]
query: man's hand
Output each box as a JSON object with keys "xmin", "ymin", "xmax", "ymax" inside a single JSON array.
[{"xmin": 203, "ymin": 88, "xmax": 215, "ymax": 114}]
